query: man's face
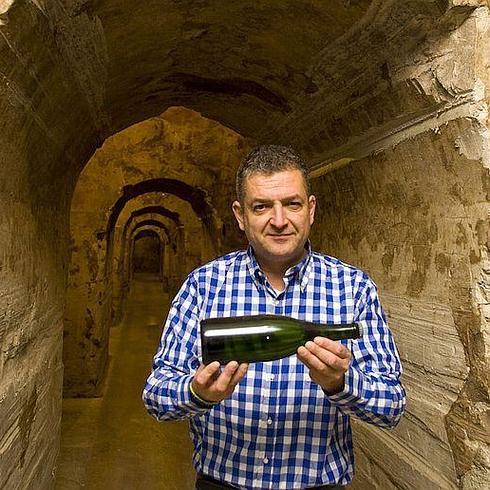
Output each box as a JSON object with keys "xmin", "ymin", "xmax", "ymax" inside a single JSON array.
[{"xmin": 232, "ymin": 169, "xmax": 316, "ymax": 270}]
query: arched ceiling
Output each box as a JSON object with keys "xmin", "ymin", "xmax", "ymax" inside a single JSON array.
[
  {"xmin": 133, "ymin": 228, "xmax": 162, "ymax": 241},
  {"xmin": 131, "ymin": 219, "xmax": 168, "ymax": 231},
  {"xmin": 127, "ymin": 206, "xmax": 181, "ymax": 226},
  {"xmin": 0, "ymin": 0, "xmax": 476, "ymax": 195},
  {"xmin": 88, "ymin": 0, "xmax": 467, "ymax": 153},
  {"xmin": 95, "ymin": 0, "xmax": 375, "ymax": 136},
  {"xmin": 92, "ymin": 0, "xmax": 371, "ymax": 134},
  {"xmin": 131, "ymin": 220, "xmax": 169, "ymax": 243}
]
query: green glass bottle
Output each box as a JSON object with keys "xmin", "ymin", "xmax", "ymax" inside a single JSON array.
[{"xmin": 200, "ymin": 314, "xmax": 362, "ymax": 364}]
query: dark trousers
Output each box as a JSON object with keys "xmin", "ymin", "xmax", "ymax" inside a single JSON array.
[{"xmin": 195, "ymin": 473, "xmax": 344, "ymax": 489}]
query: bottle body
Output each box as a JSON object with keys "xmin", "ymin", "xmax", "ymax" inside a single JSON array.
[{"xmin": 200, "ymin": 314, "xmax": 362, "ymax": 364}]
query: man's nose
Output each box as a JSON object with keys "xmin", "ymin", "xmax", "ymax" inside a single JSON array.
[{"xmin": 270, "ymin": 204, "xmax": 287, "ymax": 228}]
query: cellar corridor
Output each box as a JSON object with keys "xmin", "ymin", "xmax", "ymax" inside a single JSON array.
[
  {"xmin": 56, "ymin": 273, "xmax": 195, "ymax": 490},
  {"xmin": 1, "ymin": 1, "xmax": 489, "ymax": 489}
]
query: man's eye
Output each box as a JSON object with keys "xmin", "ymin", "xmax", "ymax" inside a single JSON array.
[
  {"xmin": 288, "ymin": 201, "xmax": 302, "ymax": 209},
  {"xmin": 253, "ymin": 204, "xmax": 266, "ymax": 212}
]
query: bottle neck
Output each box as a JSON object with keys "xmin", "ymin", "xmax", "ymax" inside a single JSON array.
[{"xmin": 301, "ymin": 320, "xmax": 361, "ymax": 341}]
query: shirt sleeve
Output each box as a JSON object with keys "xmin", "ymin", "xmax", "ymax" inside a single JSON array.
[
  {"xmin": 142, "ymin": 274, "xmax": 211, "ymax": 420},
  {"xmin": 327, "ymin": 274, "xmax": 406, "ymax": 428}
]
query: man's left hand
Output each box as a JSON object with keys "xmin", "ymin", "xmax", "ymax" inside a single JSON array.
[{"xmin": 297, "ymin": 337, "xmax": 352, "ymax": 395}]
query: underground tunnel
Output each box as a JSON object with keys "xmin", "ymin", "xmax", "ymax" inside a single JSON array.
[{"xmin": 0, "ymin": 1, "xmax": 489, "ymax": 489}]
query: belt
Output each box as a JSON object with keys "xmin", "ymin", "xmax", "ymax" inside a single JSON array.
[{"xmin": 195, "ymin": 473, "xmax": 344, "ymax": 489}]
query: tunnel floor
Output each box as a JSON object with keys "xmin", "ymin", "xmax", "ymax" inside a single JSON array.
[{"xmin": 56, "ymin": 273, "xmax": 196, "ymax": 489}]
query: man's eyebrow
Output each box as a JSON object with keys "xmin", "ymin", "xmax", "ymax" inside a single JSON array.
[
  {"xmin": 283, "ymin": 194, "xmax": 304, "ymax": 201},
  {"xmin": 251, "ymin": 194, "xmax": 304, "ymax": 203}
]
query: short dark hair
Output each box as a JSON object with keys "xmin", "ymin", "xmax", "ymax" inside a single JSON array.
[{"xmin": 236, "ymin": 145, "xmax": 310, "ymax": 203}]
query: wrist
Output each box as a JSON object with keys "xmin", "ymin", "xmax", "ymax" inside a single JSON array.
[
  {"xmin": 189, "ymin": 381, "xmax": 218, "ymax": 408},
  {"xmin": 322, "ymin": 376, "xmax": 345, "ymax": 396}
]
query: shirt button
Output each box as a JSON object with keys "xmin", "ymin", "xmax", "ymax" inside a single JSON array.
[
  {"xmin": 270, "ymin": 374, "xmax": 275, "ymax": 380},
  {"xmin": 263, "ymin": 457, "xmax": 269, "ymax": 464},
  {"xmin": 267, "ymin": 418, "xmax": 273, "ymax": 425}
]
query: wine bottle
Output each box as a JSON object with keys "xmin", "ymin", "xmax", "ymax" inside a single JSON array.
[{"xmin": 200, "ymin": 314, "xmax": 362, "ymax": 364}]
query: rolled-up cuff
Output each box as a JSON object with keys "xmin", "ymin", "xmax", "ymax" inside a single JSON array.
[
  {"xmin": 176, "ymin": 376, "xmax": 214, "ymax": 415},
  {"xmin": 324, "ymin": 365, "xmax": 364, "ymax": 406},
  {"xmin": 189, "ymin": 381, "xmax": 218, "ymax": 409}
]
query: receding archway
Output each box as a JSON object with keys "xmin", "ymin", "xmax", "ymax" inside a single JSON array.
[
  {"xmin": 112, "ymin": 205, "xmax": 182, "ymax": 324},
  {"xmin": 63, "ymin": 108, "xmax": 250, "ymax": 398},
  {"xmin": 65, "ymin": 178, "xmax": 216, "ymax": 397}
]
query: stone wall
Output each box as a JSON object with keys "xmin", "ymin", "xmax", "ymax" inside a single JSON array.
[
  {"xmin": 0, "ymin": 2, "xmax": 100, "ymax": 487},
  {"xmin": 310, "ymin": 117, "xmax": 489, "ymax": 488}
]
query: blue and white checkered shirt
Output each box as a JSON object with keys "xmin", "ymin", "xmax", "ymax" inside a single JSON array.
[{"xmin": 143, "ymin": 244, "xmax": 406, "ymax": 489}]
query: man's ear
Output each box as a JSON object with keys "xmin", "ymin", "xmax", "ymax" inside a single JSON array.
[
  {"xmin": 308, "ymin": 195, "xmax": 316, "ymax": 225},
  {"xmin": 232, "ymin": 200, "xmax": 245, "ymax": 231}
]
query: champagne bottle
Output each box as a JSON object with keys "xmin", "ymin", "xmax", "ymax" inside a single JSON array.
[{"xmin": 200, "ymin": 314, "xmax": 362, "ymax": 364}]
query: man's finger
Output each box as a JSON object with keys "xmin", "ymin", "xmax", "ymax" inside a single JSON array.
[
  {"xmin": 303, "ymin": 341, "xmax": 347, "ymax": 371},
  {"xmin": 229, "ymin": 363, "xmax": 249, "ymax": 389},
  {"xmin": 307, "ymin": 341, "xmax": 352, "ymax": 374},
  {"xmin": 313, "ymin": 337, "xmax": 351, "ymax": 359},
  {"xmin": 195, "ymin": 361, "xmax": 221, "ymax": 387},
  {"xmin": 297, "ymin": 345, "xmax": 332, "ymax": 373},
  {"xmin": 214, "ymin": 361, "xmax": 239, "ymax": 391}
]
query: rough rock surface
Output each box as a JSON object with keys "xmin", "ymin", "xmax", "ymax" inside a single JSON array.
[{"xmin": 0, "ymin": 1, "xmax": 488, "ymax": 488}]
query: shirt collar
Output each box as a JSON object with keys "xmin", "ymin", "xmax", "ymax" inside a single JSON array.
[{"xmin": 246, "ymin": 241, "xmax": 313, "ymax": 292}]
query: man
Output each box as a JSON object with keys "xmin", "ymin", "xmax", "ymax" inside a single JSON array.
[{"xmin": 143, "ymin": 145, "xmax": 406, "ymax": 489}]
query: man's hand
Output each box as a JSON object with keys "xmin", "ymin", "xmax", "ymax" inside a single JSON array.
[
  {"xmin": 297, "ymin": 337, "xmax": 352, "ymax": 394},
  {"xmin": 191, "ymin": 361, "xmax": 249, "ymax": 403}
]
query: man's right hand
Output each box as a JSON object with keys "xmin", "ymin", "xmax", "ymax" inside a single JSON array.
[{"xmin": 191, "ymin": 361, "xmax": 249, "ymax": 404}]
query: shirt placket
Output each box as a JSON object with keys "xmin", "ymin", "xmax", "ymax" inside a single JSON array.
[
  {"xmin": 256, "ymin": 284, "xmax": 287, "ymax": 488},
  {"xmin": 254, "ymin": 364, "xmax": 276, "ymax": 487}
]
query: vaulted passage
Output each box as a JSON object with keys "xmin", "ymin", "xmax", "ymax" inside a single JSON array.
[{"xmin": 1, "ymin": 2, "xmax": 489, "ymax": 489}]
